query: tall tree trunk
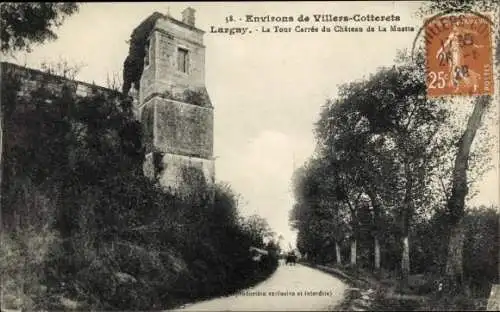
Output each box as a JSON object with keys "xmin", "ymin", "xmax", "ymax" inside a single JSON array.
[
  {"xmin": 367, "ymin": 190, "xmax": 382, "ymax": 270},
  {"xmin": 400, "ymin": 163, "xmax": 413, "ymax": 284},
  {"xmin": 445, "ymin": 95, "xmax": 490, "ymax": 291},
  {"xmin": 335, "ymin": 240, "xmax": 342, "ymax": 265},
  {"xmin": 400, "ymin": 198, "xmax": 411, "ymax": 284},
  {"xmin": 0, "ymin": 100, "xmax": 2, "ymax": 209},
  {"xmin": 445, "ymin": 218, "xmax": 465, "ymax": 292},
  {"xmin": 350, "ymin": 215, "xmax": 358, "ymax": 266},
  {"xmin": 401, "ymin": 235, "xmax": 410, "ymax": 281},
  {"xmin": 0, "ymin": 97, "xmax": 4, "ymax": 310},
  {"xmin": 350, "ymin": 239, "xmax": 357, "ymax": 265},
  {"xmin": 374, "ymin": 237, "xmax": 381, "ymax": 270},
  {"xmin": 343, "ymin": 194, "xmax": 359, "ymax": 267},
  {"xmin": 0, "ymin": 65, "xmax": 3, "ymax": 220},
  {"xmin": 401, "ymin": 208, "xmax": 411, "ymax": 282}
]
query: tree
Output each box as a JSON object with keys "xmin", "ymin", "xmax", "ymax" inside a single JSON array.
[
  {"xmin": 40, "ymin": 58, "xmax": 85, "ymax": 80},
  {"xmin": 314, "ymin": 54, "xmax": 454, "ymax": 281},
  {"xmin": 418, "ymin": 0, "xmax": 499, "ymax": 292},
  {"xmin": 441, "ymin": 95, "xmax": 492, "ymax": 291},
  {"xmin": 290, "ymin": 156, "xmax": 352, "ymax": 265},
  {"xmin": 240, "ymin": 214, "xmax": 276, "ymax": 248},
  {"xmin": 1, "ymin": 3, "xmax": 79, "ymax": 54},
  {"xmin": 315, "ymin": 95, "xmax": 400, "ymax": 270}
]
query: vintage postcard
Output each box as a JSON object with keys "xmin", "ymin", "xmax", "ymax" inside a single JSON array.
[{"xmin": 1, "ymin": 1, "xmax": 499, "ymax": 311}]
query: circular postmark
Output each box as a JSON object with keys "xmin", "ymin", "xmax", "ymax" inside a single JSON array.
[{"xmin": 411, "ymin": 10, "xmax": 494, "ymax": 97}]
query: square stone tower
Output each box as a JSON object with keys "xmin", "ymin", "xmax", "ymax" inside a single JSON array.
[{"xmin": 126, "ymin": 8, "xmax": 214, "ymax": 192}]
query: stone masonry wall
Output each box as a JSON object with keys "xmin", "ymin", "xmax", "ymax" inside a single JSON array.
[
  {"xmin": 156, "ymin": 98, "xmax": 213, "ymax": 158},
  {"xmin": 154, "ymin": 18, "xmax": 205, "ymax": 87},
  {"xmin": 158, "ymin": 153, "xmax": 214, "ymax": 190},
  {"xmin": 2, "ymin": 62, "xmax": 119, "ymax": 101},
  {"xmin": 142, "ymin": 152, "xmax": 215, "ymax": 192},
  {"xmin": 139, "ymin": 15, "xmax": 207, "ymax": 108},
  {"xmin": 140, "ymin": 97, "xmax": 213, "ymax": 158},
  {"xmin": 137, "ymin": 12, "xmax": 215, "ymax": 191}
]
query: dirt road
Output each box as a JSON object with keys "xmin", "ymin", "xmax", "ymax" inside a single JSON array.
[{"xmin": 173, "ymin": 263, "xmax": 347, "ymax": 311}]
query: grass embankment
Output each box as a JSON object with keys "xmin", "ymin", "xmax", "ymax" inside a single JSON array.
[
  {"xmin": 1, "ymin": 225, "xmax": 279, "ymax": 311},
  {"xmin": 303, "ymin": 261, "xmax": 490, "ymax": 311}
]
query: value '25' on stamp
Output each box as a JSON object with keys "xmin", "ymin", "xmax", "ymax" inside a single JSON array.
[{"xmin": 425, "ymin": 13, "xmax": 494, "ymax": 97}]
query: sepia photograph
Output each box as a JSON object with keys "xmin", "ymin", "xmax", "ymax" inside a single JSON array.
[{"xmin": 0, "ymin": 1, "xmax": 499, "ymax": 311}]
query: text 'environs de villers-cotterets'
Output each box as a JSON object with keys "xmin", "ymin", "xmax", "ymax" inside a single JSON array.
[{"xmin": 244, "ymin": 14, "xmax": 402, "ymax": 23}]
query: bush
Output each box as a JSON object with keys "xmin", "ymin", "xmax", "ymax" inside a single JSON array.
[
  {"xmin": 2, "ymin": 73, "xmax": 278, "ymax": 310},
  {"xmin": 0, "ymin": 227, "xmax": 60, "ymax": 311},
  {"xmin": 34, "ymin": 174, "xmax": 279, "ymax": 310},
  {"xmin": 410, "ymin": 206, "xmax": 499, "ymax": 297}
]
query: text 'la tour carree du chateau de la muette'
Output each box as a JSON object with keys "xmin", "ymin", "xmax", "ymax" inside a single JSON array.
[{"xmin": 210, "ymin": 13, "xmax": 415, "ymax": 35}]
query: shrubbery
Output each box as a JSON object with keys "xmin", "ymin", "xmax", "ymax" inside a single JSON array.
[
  {"xmin": 303, "ymin": 205, "xmax": 498, "ymax": 299},
  {"xmin": 1, "ymin": 67, "xmax": 278, "ymax": 310}
]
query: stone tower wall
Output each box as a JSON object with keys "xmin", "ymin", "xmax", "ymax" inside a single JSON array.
[
  {"xmin": 136, "ymin": 9, "xmax": 215, "ymax": 192},
  {"xmin": 138, "ymin": 16, "xmax": 207, "ymax": 110}
]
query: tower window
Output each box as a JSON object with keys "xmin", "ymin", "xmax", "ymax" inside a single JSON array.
[{"xmin": 177, "ymin": 47, "xmax": 189, "ymax": 73}]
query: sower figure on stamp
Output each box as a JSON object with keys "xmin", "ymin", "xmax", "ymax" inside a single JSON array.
[{"xmin": 436, "ymin": 27, "xmax": 484, "ymax": 93}]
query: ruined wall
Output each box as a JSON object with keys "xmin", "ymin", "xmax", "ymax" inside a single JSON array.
[
  {"xmin": 1, "ymin": 62, "xmax": 123, "ymax": 221},
  {"xmin": 157, "ymin": 153, "xmax": 215, "ymax": 191},
  {"xmin": 143, "ymin": 152, "xmax": 214, "ymax": 190},
  {"xmin": 2, "ymin": 62, "xmax": 119, "ymax": 100}
]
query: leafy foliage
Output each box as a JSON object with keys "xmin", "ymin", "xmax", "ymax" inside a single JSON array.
[
  {"xmin": 417, "ymin": 0, "xmax": 498, "ymax": 287},
  {"xmin": 1, "ymin": 64, "xmax": 278, "ymax": 310},
  {"xmin": 1, "ymin": 3, "xmax": 79, "ymax": 53},
  {"xmin": 291, "ymin": 44, "xmax": 496, "ymax": 294},
  {"xmin": 122, "ymin": 12, "xmax": 163, "ymax": 94}
]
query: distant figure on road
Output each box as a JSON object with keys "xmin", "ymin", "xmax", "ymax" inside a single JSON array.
[{"xmin": 285, "ymin": 251, "xmax": 297, "ymax": 266}]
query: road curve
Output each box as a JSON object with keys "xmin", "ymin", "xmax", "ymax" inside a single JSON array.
[{"xmin": 172, "ymin": 263, "xmax": 347, "ymax": 311}]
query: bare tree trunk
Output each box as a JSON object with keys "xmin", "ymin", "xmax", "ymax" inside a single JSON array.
[
  {"xmin": 367, "ymin": 190, "xmax": 382, "ymax": 270},
  {"xmin": 0, "ymin": 101, "xmax": 4, "ymax": 311},
  {"xmin": 445, "ymin": 95, "xmax": 490, "ymax": 291},
  {"xmin": 445, "ymin": 218, "xmax": 465, "ymax": 291},
  {"xmin": 343, "ymin": 195, "xmax": 359, "ymax": 267},
  {"xmin": 400, "ymin": 163, "xmax": 413, "ymax": 284},
  {"xmin": 401, "ymin": 235, "xmax": 410, "ymax": 280},
  {"xmin": 0, "ymin": 64, "xmax": 3, "ymax": 218},
  {"xmin": 400, "ymin": 204, "xmax": 411, "ymax": 283},
  {"xmin": 350, "ymin": 239, "xmax": 357, "ymax": 265},
  {"xmin": 374, "ymin": 237, "xmax": 381, "ymax": 270},
  {"xmin": 335, "ymin": 240, "xmax": 342, "ymax": 265}
]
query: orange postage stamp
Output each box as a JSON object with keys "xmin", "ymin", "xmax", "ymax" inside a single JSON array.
[{"xmin": 425, "ymin": 13, "xmax": 494, "ymax": 97}]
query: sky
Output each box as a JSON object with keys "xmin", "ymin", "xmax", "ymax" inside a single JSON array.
[{"xmin": 5, "ymin": 2, "xmax": 498, "ymax": 250}]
